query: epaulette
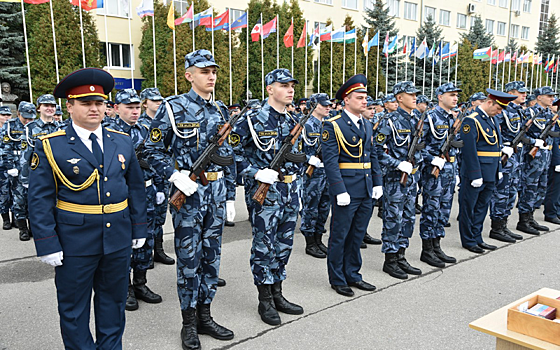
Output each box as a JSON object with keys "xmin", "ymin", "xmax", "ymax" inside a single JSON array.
[
  {"xmin": 106, "ymin": 128, "xmax": 129, "ymax": 136},
  {"xmin": 39, "ymin": 130, "xmax": 65, "ymax": 140},
  {"xmin": 464, "ymin": 112, "xmax": 478, "ymax": 119},
  {"xmin": 326, "ymin": 115, "xmax": 341, "ymax": 122}
]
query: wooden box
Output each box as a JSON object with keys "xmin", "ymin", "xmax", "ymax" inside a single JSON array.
[{"xmin": 507, "ymin": 294, "xmax": 560, "ymax": 346}]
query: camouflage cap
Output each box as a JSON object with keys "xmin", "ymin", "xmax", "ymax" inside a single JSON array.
[
  {"xmin": 366, "ymin": 96, "xmax": 375, "ymax": 106},
  {"xmin": 382, "ymin": 93, "xmax": 396, "ymax": 104},
  {"xmin": 265, "ymin": 68, "xmax": 299, "ymax": 86},
  {"xmin": 525, "ymin": 94, "xmax": 536, "ymax": 103},
  {"xmin": 140, "ymin": 87, "xmax": 164, "ymax": 101},
  {"xmin": 0, "ymin": 106, "xmax": 12, "ymax": 115},
  {"xmin": 416, "ymin": 94, "xmax": 430, "ymax": 104},
  {"xmin": 55, "ymin": 105, "xmax": 63, "ymax": 115},
  {"xmin": 309, "ymin": 93, "xmax": 332, "ymax": 106},
  {"xmin": 435, "ymin": 82, "xmax": 462, "ymax": 96},
  {"xmin": 37, "ymin": 94, "xmax": 57, "ymax": 105},
  {"xmin": 505, "ymin": 81, "xmax": 529, "ymax": 93},
  {"xmin": 185, "ymin": 49, "xmax": 220, "ymax": 70},
  {"xmin": 469, "ymin": 92, "xmax": 487, "ymax": 102},
  {"xmin": 372, "ymin": 99, "xmax": 383, "ymax": 106},
  {"xmin": 115, "ymin": 88, "xmax": 141, "ymax": 104},
  {"xmin": 533, "ymin": 86, "xmax": 558, "ymax": 96},
  {"xmin": 18, "ymin": 101, "xmax": 37, "ymax": 119},
  {"xmin": 393, "ymin": 81, "xmax": 420, "ymax": 95}
]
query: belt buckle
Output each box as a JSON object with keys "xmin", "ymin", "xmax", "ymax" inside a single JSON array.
[
  {"xmin": 206, "ymin": 172, "xmax": 218, "ymax": 181},
  {"xmin": 364, "ymin": 163, "xmax": 371, "ymax": 169},
  {"xmin": 103, "ymin": 204, "xmax": 111, "ymax": 214},
  {"xmin": 283, "ymin": 175, "xmax": 293, "ymax": 183}
]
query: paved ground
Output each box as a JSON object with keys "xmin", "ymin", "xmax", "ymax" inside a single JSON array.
[{"xmin": 1, "ymin": 187, "xmax": 559, "ymax": 350}]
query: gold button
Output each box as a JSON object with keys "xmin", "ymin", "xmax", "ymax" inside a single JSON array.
[
  {"xmin": 104, "ymin": 177, "xmax": 108, "ymax": 182},
  {"xmin": 106, "ymin": 222, "xmax": 111, "ymax": 228},
  {"xmin": 364, "ymin": 154, "xmax": 367, "ymax": 157},
  {"xmin": 366, "ymin": 174, "xmax": 369, "ymax": 177},
  {"xmin": 106, "ymin": 192, "xmax": 110, "ymax": 197},
  {"xmin": 100, "ymin": 165, "xmax": 103, "ymax": 168}
]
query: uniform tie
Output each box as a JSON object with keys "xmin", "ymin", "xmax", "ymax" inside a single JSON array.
[
  {"xmin": 358, "ymin": 118, "xmax": 365, "ymax": 133},
  {"xmin": 89, "ymin": 133, "xmax": 103, "ymax": 166}
]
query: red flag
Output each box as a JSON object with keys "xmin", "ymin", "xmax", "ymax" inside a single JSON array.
[
  {"xmin": 24, "ymin": 0, "xmax": 49, "ymax": 4},
  {"xmin": 296, "ymin": 22, "xmax": 306, "ymax": 48},
  {"xmin": 490, "ymin": 49, "xmax": 499, "ymax": 64},
  {"xmin": 262, "ymin": 16, "xmax": 277, "ymax": 39},
  {"xmin": 251, "ymin": 18, "xmax": 262, "ymax": 42},
  {"xmin": 284, "ymin": 21, "xmax": 293, "ymax": 48},
  {"xmin": 210, "ymin": 9, "xmax": 229, "ymax": 30},
  {"xmin": 555, "ymin": 60, "xmax": 559, "ymax": 73},
  {"xmin": 71, "ymin": 0, "xmax": 102, "ymax": 10},
  {"xmin": 175, "ymin": 3, "xmax": 194, "ymax": 26},
  {"xmin": 512, "ymin": 51, "xmax": 517, "ymax": 62},
  {"xmin": 498, "ymin": 50, "xmax": 505, "ymax": 63},
  {"xmin": 403, "ymin": 40, "xmax": 407, "ymax": 54}
]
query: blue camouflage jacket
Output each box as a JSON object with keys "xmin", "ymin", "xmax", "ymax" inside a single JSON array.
[
  {"xmin": 1, "ymin": 118, "xmax": 29, "ymax": 170},
  {"xmin": 20, "ymin": 118, "xmax": 60, "ymax": 185},
  {"xmin": 421, "ymin": 106, "xmax": 458, "ymax": 164}
]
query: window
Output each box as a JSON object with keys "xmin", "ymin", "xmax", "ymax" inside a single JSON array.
[
  {"xmin": 457, "ymin": 13, "xmax": 467, "ymax": 29},
  {"xmin": 388, "ymin": 0, "xmax": 400, "ymax": 17},
  {"xmin": 97, "ymin": 0, "xmax": 130, "ymax": 17},
  {"xmin": 315, "ymin": 0, "xmax": 333, "ymax": 5},
  {"xmin": 470, "ymin": 16, "xmax": 476, "ymax": 28},
  {"xmin": 523, "ymin": 0, "xmax": 531, "ymax": 12},
  {"xmin": 487, "ymin": 0, "xmax": 496, "ymax": 5},
  {"xmin": 485, "ymin": 19, "xmax": 494, "ymax": 34},
  {"xmin": 499, "ymin": 0, "xmax": 508, "ymax": 7},
  {"xmin": 539, "ymin": 0, "xmax": 550, "ymax": 36},
  {"xmin": 521, "ymin": 26, "xmax": 530, "ymax": 39},
  {"xmin": 497, "ymin": 21, "xmax": 506, "ymax": 35},
  {"xmin": 342, "ymin": 0, "xmax": 357, "ymax": 9},
  {"xmin": 510, "ymin": 24, "xmax": 520, "ymax": 38},
  {"xmin": 512, "ymin": 0, "xmax": 521, "ymax": 11},
  {"xmin": 439, "ymin": 10, "xmax": 450, "ymax": 26},
  {"xmin": 100, "ymin": 43, "xmax": 133, "ymax": 69},
  {"xmin": 404, "ymin": 2, "xmax": 417, "ymax": 20},
  {"xmin": 424, "ymin": 6, "xmax": 436, "ymax": 22},
  {"xmin": 231, "ymin": 9, "xmax": 244, "ymax": 22},
  {"xmin": 363, "ymin": 0, "xmax": 374, "ymax": 10}
]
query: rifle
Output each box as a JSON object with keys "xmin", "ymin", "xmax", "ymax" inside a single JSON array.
[
  {"xmin": 501, "ymin": 110, "xmax": 537, "ymax": 165},
  {"xmin": 529, "ymin": 113, "xmax": 560, "ymax": 158},
  {"xmin": 305, "ymin": 142, "xmax": 321, "ymax": 178},
  {"xmin": 169, "ymin": 100, "xmax": 258, "ymax": 211},
  {"xmin": 252, "ymin": 102, "xmax": 318, "ymax": 205},
  {"xmin": 431, "ymin": 116, "xmax": 464, "ymax": 178},
  {"xmin": 400, "ymin": 114, "xmax": 425, "ymax": 185}
]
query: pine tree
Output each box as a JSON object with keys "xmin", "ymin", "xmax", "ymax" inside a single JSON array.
[
  {"xmin": 506, "ymin": 38, "xmax": 518, "ymax": 54},
  {"xmin": 456, "ymin": 38, "xmax": 489, "ymax": 103},
  {"xmin": 363, "ymin": 0, "xmax": 397, "ymax": 37},
  {"xmin": 536, "ymin": 13, "xmax": 560, "ymax": 57},
  {"xmin": 460, "ymin": 16, "xmax": 494, "ymax": 49},
  {"xmin": 0, "ymin": 2, "xmax": 28, "ymax": 102}
]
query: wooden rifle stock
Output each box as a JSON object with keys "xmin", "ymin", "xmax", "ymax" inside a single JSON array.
[
  {"xmin": 399, "ymin": 172, "xmax": 408, "ymax": 185},
  {"xmin": 169, "ymin": 172, "xmax": 208, "ymax": 211}
]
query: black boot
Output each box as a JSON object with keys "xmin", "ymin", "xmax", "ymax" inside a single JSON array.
[
  {"xmin": 133, "ymin": 269, "xmax": 162, "ymax": 303},
  {"xmin": 383, "ymin": 253, "xmax": 408, "ymax": 280},
  {"xmin": 398, "ymin": 248, "xmax": 423, "ymax": 274},
  {"xmin": 154, "ymin": 236, "xmax": 175, "ymax": 265},
  {"xmin": 529, "ymin": 211, "xmax": 549, "ymax": 231},
  {"xmin": 271, "ymin": 281, "xmax": 304, "ymax": 315},
  {"xmin": 256, "ymin": 284, "xmax": 281, "ymax": 325},
  {"xmin": 489, "ymin": 218, "xmax": 515, "ymax": 243},
  {"xmin": 11, "ymin": 213, "xmax": 16, "ymax": 228},
  {"xmin": 17, "ymin": 219, "xmax": 30, "ymax": 241},
  {"xmin": 196, "ymin": 303, "xmax": 234, "ymax": 340},
  {"xmin": 377, "ymin": 205, "xmax": 383, "ymax": 218},
  {"xmin": 27, "ymin": 219, "xmax": 32, "ymax": 237},
  {"xmin": 516, "ymin": 212, "xmax": 540, "ymax": 235},
  {"xmin": 217, "ymin": 278, "xmax": 226, "ymax": 287},
  {"xmin": 2, "ymin": 213, "xmax": 10, "ymax": 230},
  {"xmin": 420, "ymin": 239, "xmax": 445, "ymax": 268},
  {"xmin": 181, "ymin": 308, "xmax": 201, "ymax": 350},
  {"xmin": 304, "ymin": 235, "xmax": 326, "ymax": 259},
  {"xmin": 432, "ymin": 237, "xmax": 456, "ymax": 263},
  {"xmin": 363, "ymin": 233, "xmax": 382, "ymax": 245},
  {"xmin": 125, "ymin": 276, "xmax": 138, "ymax": 311},
  {"xmin": 503, "ymin": 219, "xmax": 523, "ymax": 240},
  {"xmin": 314, "ymin": 232, "xmax": 328, "ymax": 254}
]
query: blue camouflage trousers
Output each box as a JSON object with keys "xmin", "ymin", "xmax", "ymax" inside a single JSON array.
[
  {"xmin": 0, "ymin": 167, "xmax": 12, "ymax": 214},
  {"xmin": 172, "ymin": 179, "xmax": 226, "ymax": 310},
  {"xmin": 13, "ymin": 176, "xmax": 27, "ymax": 220},
  {"xmin": 300, "ymin": 170, "xmax": 329, "ymax": 237},
  {"xmin": 154, "ymin": 183, "xmax": 169, "ymax": 238},
  {"xmin": 490, "ymin": 151, "xmax": 521, "ymax": 219},
  {"xmin": 518, "ymin": 149, "xmax": 549, "ymax": 214},
  {"xmin": 131, "ymin": 183, "xmax": 156, "ymax": 271},
  {"xmin": 420, "ymin": 161, "xmax": 456, "ymax": 240},
  {"xmin": 381, "ymin": 171, "xmax": 417, "ymax": 254},
  {"xmin": 246, "ymin": 178, "xmax": 299, "ymax": 285}
]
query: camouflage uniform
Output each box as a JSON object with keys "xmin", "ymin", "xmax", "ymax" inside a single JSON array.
[{"xmin": 0, "ymin": 106, "xmax": 13, "ymax": 218}]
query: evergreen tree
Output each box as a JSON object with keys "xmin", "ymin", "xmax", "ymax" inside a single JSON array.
[
  {"xmin": 460, "ymin": 16, "xmax": 494, "ymax": 49},
  {"xmin": 139, "ymin": 2, "xmax": 171, "ymax": 92},
  {"xmin": 536, "ymin": 13, "xmax": 560, "ymax": 57},
  {"xmin": 0, "ymin": 2, "xmax": 27, "ymax": 102},
  {"xmin": 456, "ymin": 38, "xmax": 489, "ymax": 103},
  {"xmin": 506, "ymin": 38, "xmax": 518, "ymax": 54},
  {"xmin": 363, "ymin": 0, "xmax": 397, "ymax": 37}
]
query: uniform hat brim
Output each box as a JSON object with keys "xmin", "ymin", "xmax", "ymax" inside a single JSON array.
[{"xmin": 54, "ymin": 68, "xmax": 114, "ymax": 100}]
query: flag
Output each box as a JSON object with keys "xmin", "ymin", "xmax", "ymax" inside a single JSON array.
[
  {"xmin": 206, "ymin": 9, "xmax": 229, "ymax": 31},
  {"xmin": 402, "ymin": 39, "xmax": 407, "ymax": 55},
  {"xmin": 319, "ymin": 25, "xmax": 332, "ymax": 42},
  {"xmin": 330, "ymin": 26, "xmax": 345, "ymax": 42},
  {"xmin": 554, "ymin": 59, "xmax": 559, "ymax": 73},
  {"xmin": 538, "ymin": 55, "xmax": 543, "ymax": 65},
  {"xmin": 415, "ymin": 37, "xmax": 428, "ymax": 59},
  {"xmin": 522, "ymin": 52, "xmax": 530, "ymax": 63},
  {"xmin": 498, "ymin": 50, "xmax": 505, "ymax": 63},
  {"xmin": 368, "ymin": 31, "xmax": 379, "ymax": 51},
  {"xmin": 71, "ymin": 0, "xmax": 103, "ymax": 11},
  {"xmin": 296, "ymin": 22, "xmax": 306, "ymax": 48},
  {"xmin": 527, "ymin": 52, "xmax": 533, "ymax": 64},
  {"xmin": 230, "ymin": 12, "xmax": 247, "ymax": 30},
  {"xmin": 533, "ymin": 53, "xmax": 539, "ymax": 64},
  {"xmin": 362, "ymin": 31, "xmax": 368, "ymax": 55},
  {"xmin": 195, "ymin": 7, "xmax": 213, "ymax": 27},
  {"xmin": 24, "ymin": 0, "xmax": 49, "ymax": 4},
  {"xmin": 504, "ymin": 51, "xmax": 511, "ymax": 62},
  {"xmin": 167, "ymin": 2, "xmax": 175, "ymax": 30},
  {"xmin": 427, "ymin": 41, "xmax": 436, "ymax": 59},
  {"xmin": 448, "ymin": 43, "xmax": 458, "ymax": 58},
  {"xmin": 473, "ymin": 46, "xmax": 491, "ymax": 60},
  {"xmin": 440, "ymin": 43, "xmax": 450, "ymax": 60},
  {"xmin": 136, "ymin": 0, "xmax": 153, "ymax": 17},
  {"xmin": 262, "ymin": 16, "xmax": 277, "ymax": 39},
  {"xmin": 344, "ymin": 29, "xmax": 356, "ymax": 43},
  {"xmin": 512, "ymin": 51, "xmax": 518, "ymax": 62},
  {"xmin": 284, "ymin": 21, "xmax": 293, "ymax": 48},
  {"xmin": 489, "ymin": 49, "xmax": 498, "ymax": 64},
  {"xmin": 433, "ymin": 42, "xmax": 441, "ymax": 65},
  {"xmin": 383, "ymin": 34, "xmax": 397, "ymax": 57},
  {"xmin": 409, "ymin": 37, "xmax": 416, "ymax": 58},
  {"xmin": 251, "ymin": 18, "xmax": 261, "ymax": 42},
  {"xmin": 308, "ymin": 24, "xmax": 319, "ymax": 46},
  {"xmin": 382, "ymin": 33, "xmax": 389, "ymax": 57},
  {"xmin": 175, "ymin": 3, "xmax": 194, "ymax": 26},
  {"xmin": 516, "ymin": 51, "xmax": 524, "ymax": 64}
]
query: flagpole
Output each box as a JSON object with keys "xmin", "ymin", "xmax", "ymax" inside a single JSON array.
[
  {"xmin": 172, "ymin": 27, "xmax": 177, "ymax": 95},
  {"xmin": 454, "ymin": 50, "xmax": 458, "ymax": 85},
  {"xmin": 291, "ymin": 17, "xmax": 294, "ymax": 75},
  {"xmin": 78, "ymin": 0, "xmax": 86, "ymax": 67},
  {"xmin": 342, "ymin": 29, "xmax": 346, "ymax": 83},
  {"xmin": 508, "ymin": 51, "xmax": 512, "ymax": 84},
  {"xmin": 395, "ymin": 37, "xmax": 398, "ymax": 85},
  {"xmin": 305, "ymin": 20, "xmax": 308, "ymax": 98},
  {"xmin": 152, "ymin": 15, "xmax": 157, "ymax": 88},
  {"xmin": 246, "ymin": 10, "xmax": 249, "ymax": 100},
  {"xmin": 550, "ymin": 57, "xmax": 553, "ymax": 86},
  {"xmin": 211, "ymin": 11, "xmax": 214, "ymax": 57},
  {"xmin": 525, "ymin": 58, "xmax": 529, "ymax": 86},
  {"xmin": 530, "ymin": 58, "xmax": 535, "ymax": 93},
  {"xmin": 438, "ymin": 42, "xmax": 442, "ymax": 87},
  {"xmin": 48, "ymin": 0, "xmax": 59, "ymax": 87},
  {"xmin": 413, "ymin": 40, "xmax": 416, "ymax": 85},
  {"xmin": 488, "ymin": 47, "xmax": 492, "ymax": 89},
  {"xmin": 430, "ymin": 52, "xmax": 435, "ymax": 100},
  {"xmin": 385, "ymin": 50, "xmax": 389, "ymax": 95},
  {"xmin": 495, "ymin": 49, "xmax": 499, "ymax": 90},
  {"xmin": 365, "ymin": 33, "xmax": 369, "ymax": 80},
  {"xmin": 260, "ymin": 13, "xmax": 264, "ymax": 100},
  {"xmin": 514, "ymin": 50, "xmax": 518, "ymax": 81},
  {"xmin": 20, "ymin": 0, "xmax": 32, "ymax": 101},
  {"xmin": 127, "ymin": 0, "xmax": 134, "ymax": 87},
  {"xmin": 192, "ymin": 3, "xmax": 195, "ymax": 51},
  {"xmin": 555, "ymin": 63, "xmax": 559, "ymax": 91},
  {"xmin": 520, "ymin": 60, "xmax": 524, "ymax": 82},
  {"xmin": 354, "ymin": 29, "xmax": 357, "ymax": 76},
  {"xmin": 318, "ymin": 29, "xmax": 321, "ymax": 92},
  {"xmin": 330, "ymin": 36, "xmax": 332, "ymax": 97},
  {"xmin": 228, "ymin": 8, "xmax": 232, "ymax": 105},
  {"xmin": 375, "ymin": 32, "xmax": 379, "ymax": 98},
  {"xmin": 276, "ymin": 15, "xmax": 279, "ymax": 69},
  {"xmin": 404, "ymin": 43, "xmax": 408, "ymax": 81},
  {"xmin": 447, "ymin": 45, "xmax": 451, "ymax": 83},
  {"xmin": 422, "ymin": 53, "xmax": 426, "ymax": 96}
]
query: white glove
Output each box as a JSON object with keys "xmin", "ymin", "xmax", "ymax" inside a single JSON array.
[
  {"xmin": 132, "ymin": 238, "xmax": 146, "ymax": 249},
  {"xmin": 471, "ymin": 178, "xmax": 483, "ymax": 188},
  {"xmin": 308, "ymin": 156, "xmax": 324, "ymax": 168},
  {"xmin": 372, "ymin": 186, "xmax": 383, "ymax": 200},
  {"xmin": 555, "ymin": 165, "xmax": 560, "ymax": 172},
  {"xmin": 431, "ymin": 157, "xmax": 446, "ymax": 170},
  {"xmin": 156, "ymin": 192, "xmax": 165, "ymax": 205},
  {"xmin": 40, "ymin": 251, "xmax": 63, "ymax": 267},
  {"xmin": 298, "ymin": 196, "xmax": 302, "ymax": 211},
  {"xmin": 502, "ymin": 146, "xmax": 514, "ymax": 158},
  {"xmin": 226, "ymin": 200, "xmax": 236, "ymax": 222},
  {"xmin": 397, "ymin": 161, "xmax": 413, "ymax": 175},
  {"xmin": 7, "ymin": 168, "xmax": 18, "ymax": 177},
  {"xmin": 336, "ymin": 192, "xmax": 351, "ymax": 206},
  {"xmin": 169, "ymin": 170, "xmax": 198, "ymax": 196},
  {"xmin": 254, "ymin": 168, "xmax": 279, "ymax": 185},
  {"xmin": 534, "ymin": 139, "xmax": 546, "ymax": 149},
  {"xmin": 22, "ymin": 183, "xmax": 29, "ymax": 189},
  {"xmin": 498, "ymin": 172, "xmax": 503, "ymax": 181},
  {"xmin": 456, "ymin": 175, "xmax": 461, "ymax": 185}
]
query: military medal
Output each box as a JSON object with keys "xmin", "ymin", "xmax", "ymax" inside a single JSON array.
[
  {"xmin": 73, "ymin": 166, "xmax": 79, "ymax": 174},
  {"xmin": 118, "ymin": 154, "xmax": 126, "ymax": 170}
]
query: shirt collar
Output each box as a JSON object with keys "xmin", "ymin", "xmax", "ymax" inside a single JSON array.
[
  {"xmin": 73, "ymin": 122, "xmax": 103, "ymax": 143},
  {"xmin": 477, "ymin": 106, "xmax": 490, "ymax": 119},
  {"xmin": 344, "ymin": 109, "xmax": 362, "ymax": 126},
  {"xmin": 187, "ymin": 89, "xmax": 214, "ymax": 106}
]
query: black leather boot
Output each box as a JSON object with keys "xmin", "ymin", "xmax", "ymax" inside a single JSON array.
[
  {"xmin": 133, "ymin": 269, "xmax": 162, "ymax": 303},
  {"xmin": 217, "ymin": 278, "xmax": 226, "ymax": 287},
  {"xmin": 17, "ymin": 219, "xmax": 29, "ymax": 241},
  {"xmin": 397, "ymin": 248, "xmax": 423, "ymax": 274},
  {"xmin": 271, "ymin": 281, "xmax": 303, "ymax": 315},
  {"xmin": 125, "ymin": 275, "xmax": 138, "ymax": 311},
  {"xmin": 420, "ymin": 239, "xmax": 445, "ymax": 267},
  {"xmin": 432, "ymin": 237, "xmax": 456, "ymax": 263},
  {"xmin": 11, "ymin": 213, "xmax": 16, "ymax": 228},
  {"xmin": 516, "ymin": 212, "xmax": 540, "ymax": 235},
  {"xmin": 529, "ymin": 211, "xmax": 549, "ymax": 231},
  {"xmin": 154, "ymin": 236, "xmax": 175, "ymax": 265},
  {"xmin": 383, "ymin": 253, "xmax": 408, "ymax": 280},
  {"xmin": 27, "ymin": 219, "xmax": 32, "ymax": 237},
  {"xmin": 305, "ymin": 235, "xmax": 326, "ymax": 258},
  {"xmin": 314, "ymin": 232, "xmax": 328, "ymax": 254},
  {"xmin": 363, "ymin": 233, "xmax": 382, "ymax": 245},
  {"xmin": 2, "ymin": 213, "xmax": 10, "ymax": 230},
  {"xmin": 181, "ymin": 308, "xmax": 201, "ymax": 350},
  {"xmin": 503, "ymin": 219, "xmax": 523, "ymax": 240},
  {"xmin": 256, "ymin": 284, "xmax": 281, "ymax": 325},
  {"xmin": 489, "ymin": 218, "xmax": 515, "ymax": 243},
  {"xmin": 196, "ymin": 303, "xmax": 234, "ymax": 340}
]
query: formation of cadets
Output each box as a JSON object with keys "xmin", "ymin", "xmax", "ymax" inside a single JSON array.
[{"xmin": 4, "ymin": 47, "xmax": 559, "ymax": 350}]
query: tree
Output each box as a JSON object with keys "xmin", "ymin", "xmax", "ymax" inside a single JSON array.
[
  {"xmin": 456, "ymin": 38, "xmax": 489, "ymax": 103},
  {"xmin": 536, "ymin": 13, "xmax": 560, "ymax": 57},
  {"xmin": 0, "ymin": 2, "xmax": 28, "ymax": 102},
  {"xmin": 505, "ymin": 38, "xmax": 518, "ymax": 54},
  {"xmin": 363, "ymin": 0, "xmax": 397, "ymax": 37},
  {"xmin": 461, "ymin": 16, "xmax": 494, "ymax": 49}
]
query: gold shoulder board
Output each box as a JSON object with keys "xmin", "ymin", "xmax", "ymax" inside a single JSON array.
[
  {"xmin": 106, "ymin": 128, "xmax": 129, "ymax": 136},
  {"xmin": 39, "ymin": 130, "xmax": 66, "ymax": 141},
  {"xmin": 326, "ymin": 115, "xmax": 341, "ymax": 122},
  {"xmin": 464, "ymin": 112, "xmax": 478, "ymax": 120}
]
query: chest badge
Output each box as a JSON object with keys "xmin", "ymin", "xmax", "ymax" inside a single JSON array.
[
  {"xmin": 73, "ymin": 166, "xmax": 79, "ymax": 174},
  {"xmin": 30, "ymin": 152, "xmax": 39, "ymax": 170},
  {"xmin": 463, "ymin": 125, "xmax": 471, "ymax": 134},
  {"xmin": 150, "ymin": 128, "xmax": 162, "ymax": 142},
  {"xmin": 118, "ymin": 154, "xmax": 126, "ymax": 170},
  {"xmin": 352, "ymin": 136, "xmax": 357, "ymax": 142},
  {"xmin": 67, "ymin": 158, "xmax": 81, "ymax": 164}
]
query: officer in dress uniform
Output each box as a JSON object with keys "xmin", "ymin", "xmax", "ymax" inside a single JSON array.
[
  {"xmin": 544, "ymin": 98, "xmax": 560, "ymax": 223},
  {"xmin": 459, "ymin": 89, "xmax": 515, "ymax": 253},
  {"xmin": 144, "ymin": 50, "xmax": 236, "ymax": 350},
  {"xmin": 29, "ymin": 67, "xmax": 148, "ymax": 349},
  {"xmin": 2, "ymin": 101, "xmax": 36, "ymax": 240},
  {"xmin": 0, "ymin": 105, "xmax": 14, "ymax": 230},
  {"xmin": 322, "ymin": 74, "xmax": 383, "ymax": 297}
]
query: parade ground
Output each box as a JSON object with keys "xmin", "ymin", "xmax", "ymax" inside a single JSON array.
[{"xmin": 1, "ymin": 188, "xmax": 560, "ymax": 350}]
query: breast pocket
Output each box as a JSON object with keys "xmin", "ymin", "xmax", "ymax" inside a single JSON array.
[
  {"xmin": 57, "ymin": 211, "xmax": 85, "ymax": 226},
  {"xmin": 340, "ymin": 169, "xmax": 356, "ymax": 177}
]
